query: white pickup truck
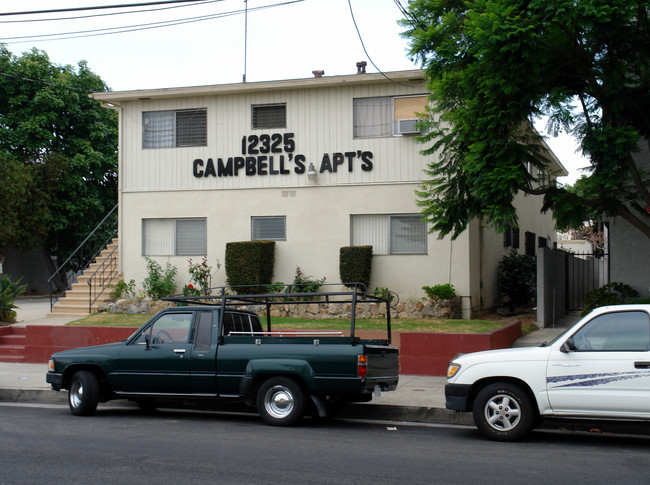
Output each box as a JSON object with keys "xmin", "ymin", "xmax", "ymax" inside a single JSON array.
[{"xmin": 445, "ymin": 304, "xmax": 650, "ymax": 441}]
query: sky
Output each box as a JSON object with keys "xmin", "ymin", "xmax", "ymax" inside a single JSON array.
[{"xmin": 0, "ymin": 0, "xmax": 588, "ymax": 183}]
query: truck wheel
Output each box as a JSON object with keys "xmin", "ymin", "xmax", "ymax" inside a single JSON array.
[
  {"xmin": 256, "ymin": 377, "xmax": 306, "ymax": 426},
  {"xmin": 68, "ymin": 370, "xmax": 100, "ymax": 416},
  {"xmin": 473, "ymin": 382, "xmax": 536, "ymax": 441}
]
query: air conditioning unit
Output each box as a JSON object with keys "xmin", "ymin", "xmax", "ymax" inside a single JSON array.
[{"xmin": 397, "ymin": 118, "xmax": 421, "ymax": 135}]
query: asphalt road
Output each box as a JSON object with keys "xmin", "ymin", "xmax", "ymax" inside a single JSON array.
[{"xmin": 2, "ymin": 403, "xmax": 650, "ymax": 485}]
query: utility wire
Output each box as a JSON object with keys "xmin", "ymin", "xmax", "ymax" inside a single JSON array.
[
  {"xmin": 0, "ymin": 71, "xmax": 97, "ymax": 93},
  {"xmin": 0, "ymin": 0, "xmax": 222, "ymax": 24},
  {"xmin": 0, "ymin": 0, "xmax": 208, "ymax": 17},
  {"xmin": 347, "ymin": 0, "xmax": 426, "ymax": 88},
  {"xmin": 0, "ymin": 1, "xmax": 303, "ymax": 44}
]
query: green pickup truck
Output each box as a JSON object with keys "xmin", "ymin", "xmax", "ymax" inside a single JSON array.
[{"xmin": 46, "ymin": 287, "xmax": 399, "ymax": 426}]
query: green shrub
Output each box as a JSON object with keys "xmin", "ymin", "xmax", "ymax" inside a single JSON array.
[
  {"xmin": 225, "ymin": 241, "xmax": 275, "ymax": 294},
  {"xmin": 188, "ymin": 257, "xmax": 220, "ymax": 295},
  {"xmin": 110, "ymin": 279, "xmax": 136, "ymax": 300},
  {"xmin": 0, "ymin": 274, "xmax": 27, "ymax": 323},
  {"xmin": 289, "ymin": 267, "xmax": 325, "ymax": 299},
  {"xmin": 498, "ymin": 250, "xmax": 536, "ymax": 309},
  {"xmin": 422, "ymin": 283, "xmax": 456, "ymax": 301},
  {"xmin": 142, "ymin": 257, "xmax": 178, "ymax": 300},
  {"xmin": 582, "ymin": 282, "xmax": 640, "ymax": 316},
  {"xmin": 339, "ymin": 246, "xmax": 373, "ymax": 290},
  {"xmin": 374, "ymin": 286, "xmax": 395, "ymax": 302}
]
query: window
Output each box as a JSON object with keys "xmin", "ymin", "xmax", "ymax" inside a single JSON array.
[
  {"xmin": 353, "ymin": 97, "xmax": 392, "ymax": 138},
  {"xmin": 353, "ymin": 95, "xmax": 428, "ymax": 138},
  {"xmin": 135, "ymin": 312, "xmax": 194, "ymax": 345},
  {"xmin": 570, "ymin": 311, "xmax": 650, "ymax": 351},
  {"xmin": 251, "ymin": 216, "xmax": 286, "ymax": 241},
  {"xmin": 525, "ymin": 231, "xmax": 536, "ymax": 257},
  {"xmin": 222, "ymin": 312, "xmax": 263, "ymax": 335},
  {"xmin": 194, "ymin": 311, "xmax": 213, "ymax": 351},
  {"xmin": 503, "ymin": 225, "xmax": 520, "ymax": 248},
  {"xmin": 142, "ymin": 218, "xmax": 207, "ymax": 256},
  {"xmin": 252, "ymin": 104, "xmax": 286, "ymax": 129},
  {"xmin": 351, "ymin": 214, "xmax": 427, "ymax": 255},
  {"xmin": 143, "ymin": 109, "xmax": 207, "ymax": 148}
]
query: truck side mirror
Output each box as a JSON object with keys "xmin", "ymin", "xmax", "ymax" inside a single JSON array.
[{"xmin": 145, "ymin": 334, "xmax": 151, "ymax": 351}]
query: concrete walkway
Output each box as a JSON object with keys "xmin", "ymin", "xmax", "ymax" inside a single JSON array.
[{"xmin": 1, "ymin": 298, "xmax": 577, "ymax": 426}]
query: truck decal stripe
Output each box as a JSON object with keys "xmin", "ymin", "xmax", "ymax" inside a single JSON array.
[{"xmin": 547, "ymin": 371, "xmax": 650, "ymax": 388}]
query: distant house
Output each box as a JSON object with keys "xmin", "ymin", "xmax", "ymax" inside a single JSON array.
[
  {"xmin": 91, "ymin": 69, "xmax": 567, "ymax": 317},
  {"xmin": 605, "ymin": 140, "xmax": 650, "ymax": 299}
]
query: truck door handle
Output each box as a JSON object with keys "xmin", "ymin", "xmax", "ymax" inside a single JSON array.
[
  {"xmin": 634, "ymin": 361, "xmax": 650, "ymax": 369},
  {"xmin": 174, "ymin": 349, "xmax": 186, "ymax": 354}
]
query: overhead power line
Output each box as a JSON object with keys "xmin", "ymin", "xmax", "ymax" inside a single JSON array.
[
  {"xmin": 0, "ymin": 0, "xmax": 208, "ymax": 17},
  {"xmin": 0, "ymin": 0, "xmax": 304, "ymax": 44},
  {"xmin": 0, "ymin": 0, "xmax": 222, "ymax": 24},
  {"xmin": 347, "ymin": 0, "xmax": 426, "ymax": 88}
]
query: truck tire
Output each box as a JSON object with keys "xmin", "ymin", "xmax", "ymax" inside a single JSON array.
[
  {"xmin": 473, "ymin": 382, "xmax": 536, "ymax": 441},
  {"xmin": 256, "ymin": 376, "xmax": 306, "ymax": 426},
  {"xmin": 68, "ymin": 370, "xmax": 100, "ymax": 416}
]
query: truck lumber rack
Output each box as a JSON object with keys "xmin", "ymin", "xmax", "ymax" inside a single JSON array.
[{"xmin": 163, "ymin": 283, "xmax": 397, "ymax": 344}]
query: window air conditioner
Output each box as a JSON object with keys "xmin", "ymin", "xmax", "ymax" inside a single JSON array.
[{"xmin": 397, "ymin": 118, "xmax": 421, "ymax": 135}]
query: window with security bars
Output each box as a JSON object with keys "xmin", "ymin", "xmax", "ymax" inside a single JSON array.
[
  {"xmin": 143, "ymin": 109, "xmax": 207, "ymax": 148},
  {"xmin": 251, "ymin": 216, "xmax": 286, "ymax": 241},
  {"xmin": 351, "ymin": 214, "xmax": 427, "ymax": 255},
  {"xmin": 142, "ymin": 218, "xmax": 207, "ymax": 256},
  {"xmin": 503, "ymin": 225, "xmax": 520, "ymax": 248},
  {"xmin": 252, "ymin": 104, "xmax": 286, "ymax": 129}
]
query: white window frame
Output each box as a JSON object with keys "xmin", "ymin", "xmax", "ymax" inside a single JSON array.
[
  {"xmin": 251, "ymin": 216, "xmax": 286, "ymax": 241},
  {"xmin": 142, "ymin": 108, "xmax": 207, "ymax": 148},
  {"xmin": 142, "ymin": 218, "xmax": 207, "ymax": 256},
  {"xmin": 350, "ymin": 214, "xmax": 427, "ymax": 255}
]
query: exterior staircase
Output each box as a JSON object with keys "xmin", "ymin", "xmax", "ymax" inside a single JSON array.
[
  {"xmin": 48, "ymin": 238, "xmax": 121, "ymax": 318},
  {"xmin": 0, "ymin": 326, "xmax": 26, "ymax": 363}
]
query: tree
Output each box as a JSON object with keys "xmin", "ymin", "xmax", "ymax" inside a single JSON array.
[
  {"xmin": 401, "ymin": 0, "xmax": 650, "ymax": 241},
  {"xmin": 0, "ymin": 45, "xmax": 117, "ymax": 267}
]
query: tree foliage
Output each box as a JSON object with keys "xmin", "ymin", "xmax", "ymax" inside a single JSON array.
[
  {"xmin": 0, "ymin": 45, "xmax": 117, "ymax": 264},
  {"xmin": 401, "ymin": 0, "xmax": 650, "ymax": 240}
]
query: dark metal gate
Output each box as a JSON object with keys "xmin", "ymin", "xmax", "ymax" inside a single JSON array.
[{"xmin": 565, "ymin": 252, "xmax": 609, "ymax": 311}]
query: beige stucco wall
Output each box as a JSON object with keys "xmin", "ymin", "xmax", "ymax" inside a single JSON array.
[{"xmin": 120, "ymin": 183, "xmax": 471, "ymax": 305}]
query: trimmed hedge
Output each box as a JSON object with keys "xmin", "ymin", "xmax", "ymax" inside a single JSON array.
[
  {"xmin": 225, "ymin": 241, "xmax": 275, "ymax": 293},
  {"xmin": 339, "ymin": 245, "xmax": 373, "ymax": 290}
]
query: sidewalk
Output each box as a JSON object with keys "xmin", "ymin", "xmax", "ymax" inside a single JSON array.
[{"xmin": 0, "ymin": 298, "xmax": 575, "ymax": 426}]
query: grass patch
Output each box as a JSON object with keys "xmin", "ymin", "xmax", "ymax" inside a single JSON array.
[
  {"xmin": 68, "ymin": 313, "xmax": 507, "ymax": 333},
  {"xmin": 67, "ymin": 313, "xmax": 151, "ymax": 327}
]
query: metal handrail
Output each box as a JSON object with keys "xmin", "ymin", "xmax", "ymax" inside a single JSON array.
[
  {"xmin": 48, "ymin": 204, "xmax": 118, "ymax": 311},
  {"xmin": 87, "ymin": 243, "xmax": 119, "ymax": 313}
]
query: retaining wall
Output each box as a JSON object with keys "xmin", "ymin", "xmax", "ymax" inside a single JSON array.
[{"xmin": 23, "ymin": 321, "xmax": 521, "ymax": 376}]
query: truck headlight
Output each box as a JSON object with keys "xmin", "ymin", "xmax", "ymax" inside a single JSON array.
[{"xmin": 447, "ymin": 362, "xmax": 461, "ymax": 378}]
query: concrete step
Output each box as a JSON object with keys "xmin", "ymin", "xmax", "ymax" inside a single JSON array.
[
  {"xmin": 46, "ymin": 312, "xmax": 90, "ymax": 319},
  {"xmin": 0, "ymin": 354, "xmax": 24, "ymax": 363},
  {"xmin": 0, "ymin": 333, "xmax": 26, "ymax": 346}
]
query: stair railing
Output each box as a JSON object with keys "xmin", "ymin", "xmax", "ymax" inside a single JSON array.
[
  {"xmin": 48, "ymin": 204, "xmax": 118, "ymax": 312},
  {"xmin": 87, "ymin": 244, "xmax": 119, "ymax": 313}
]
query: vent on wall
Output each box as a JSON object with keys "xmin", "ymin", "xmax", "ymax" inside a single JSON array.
[{"xmin": 397, "ymin": 118, "xmax": 421, "ymax": 135}]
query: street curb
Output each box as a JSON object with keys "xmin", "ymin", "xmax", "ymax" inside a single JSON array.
[
  {"xmin": 0, "ymin": 387, "xmax": 474, "ymax": 426},
  {"xmin": 0, "ymin": 388, "xmax": 66, "ymax": 405},
  {"xmin": 343, "ymin": 403, "xmax": 474, "ymax": 426}
]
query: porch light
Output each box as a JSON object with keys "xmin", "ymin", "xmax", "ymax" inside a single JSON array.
[{"xmin": 307, "ymin": 163, "xmax": 317, "ymax": 180}]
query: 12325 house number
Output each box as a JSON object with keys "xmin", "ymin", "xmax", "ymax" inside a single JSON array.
[{"xmin": 242, "ymin": 133, "xmax": 295, "ymax": 155}]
